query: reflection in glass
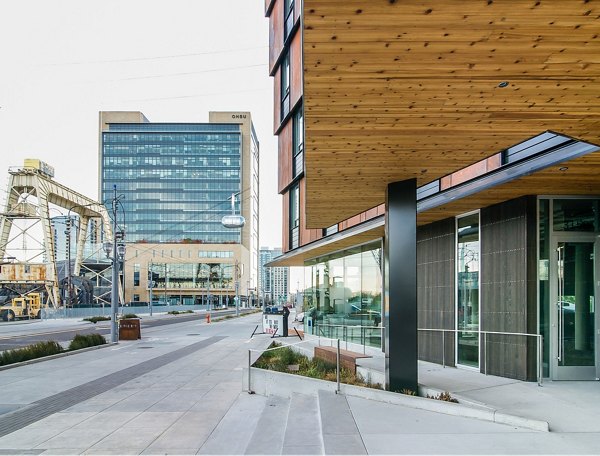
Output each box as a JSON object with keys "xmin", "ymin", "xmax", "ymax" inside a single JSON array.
[
  {"xmin": 457, "ymin": 213, "xmax": 480, "ymax": 368},
  {"xmin": 302, "ymin": 242, "xmax": 383, "ymax": 348},
  {"xmin": 553, "ymin": 199, "xmax": 599, "ymax": 232},
  {"xmin": 557, "ymin": 242, "xmax": 595, "ymax": 367}
]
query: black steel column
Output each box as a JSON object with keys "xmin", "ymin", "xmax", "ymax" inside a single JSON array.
[{"xmin": 384, "ymin": 179, "xmax": 418, "ymax": 392}]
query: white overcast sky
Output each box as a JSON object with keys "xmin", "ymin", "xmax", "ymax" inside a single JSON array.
[{"xmin": 0, "ymin": 0, "xmax": 287, "ymax": 256}]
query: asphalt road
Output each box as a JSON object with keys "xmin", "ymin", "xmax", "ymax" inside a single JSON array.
[{"xmin": 0, "ymin": 309, "xmax": 257, "ymax": 352}]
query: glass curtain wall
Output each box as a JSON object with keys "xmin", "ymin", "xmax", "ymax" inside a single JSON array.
[
  {"xmin": 148, "ymin": 262, "xmax": 234, "ymax": 305},
  {"xmin": 456, "ymin": 212, "xmax": 480, "ymax": 368},
  {"xmin": 303, "ymin": 242, "xmax": 383, "ymax": 348}
]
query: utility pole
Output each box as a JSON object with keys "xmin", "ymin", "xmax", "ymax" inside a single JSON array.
[
  {"xmin": 64, "ymin": 217, "xmax": 72, "ymax": 307},
  {"xmin": 207, "ymin": 267, "xmax": 212, "ymax": 320},
  {"xmin": 235, "ymin": 259, "xmax": 240, "ymax": 316},
  {"xmin": 110, "ymin": 187, "xmax": 119, "ymax": 343},
  {"xmin": 103, "ymin": 185, "xmax": 125, "ymax": 343},
  {"xmin": 148, "ymin": 261, "xmax": 153, "ymax": 316}
]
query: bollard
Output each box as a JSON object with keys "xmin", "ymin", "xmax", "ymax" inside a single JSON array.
[
  {"xmin": 206, "ymin": 313, "xmax": 211, "ymax": 324},
  {"xmin": 336, "ymin": 339, "xmax": 341, "ymax": 394}
]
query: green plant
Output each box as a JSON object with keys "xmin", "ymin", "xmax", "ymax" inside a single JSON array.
[
  {"xmin": 400, "ymin": 388, "xmax": 417, "ymax": 396},
  {"xmin": 427, "ymin": 391, "xmax": 458, "ymax": 403},
  {"xmin": 253, "ymin": 343, "xmax": 382, "ymax": 390},
  {"xmin": 122, "ymin": 313, "xmax": 139, "ymax": 319},
  {"xmin": 84, "ymin": 316, "xmax": 111, "ymax": 324},
  {"xmin": 68, "ymin": 333, "xmax": 107, "ymax": 351},
  {"xmin": 0, "ymin": 341, "xmax": 64, "ymax": 366}
]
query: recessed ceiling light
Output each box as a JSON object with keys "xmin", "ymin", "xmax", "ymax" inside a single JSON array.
[
  {"xmin": 559, "ymin": 166, "xmax": 568, "ymax": 171},
  {"xmin": 498, "ymin": 81, "xmax": 509, "ymax": 88}
]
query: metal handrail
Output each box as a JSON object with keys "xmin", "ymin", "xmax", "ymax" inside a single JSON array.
[
  {"xmin": 314, "ymin": 323, "xmax": 384, "ymax": 353},
  {"xmin": 418, "ymin": 328, "xmax": 543, "ymax": 386}
]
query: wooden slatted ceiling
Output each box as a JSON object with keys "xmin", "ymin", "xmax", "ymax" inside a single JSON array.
[{"xmin": 303, "ymin": 0, "xmax": 600, "ymax": 228}]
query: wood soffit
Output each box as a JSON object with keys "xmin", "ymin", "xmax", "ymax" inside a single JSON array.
[{"xmin": 302, "ymin": 0, "xmax": 600, "ymax": 228}]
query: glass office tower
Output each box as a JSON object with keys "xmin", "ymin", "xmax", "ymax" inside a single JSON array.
[
  {"xmin": 101, "ymin": 122, "xmax": 242, "ymax": 243},
  {"xmin": 98, "ymin": 111, "xmax": 259, "ymax": 306}
]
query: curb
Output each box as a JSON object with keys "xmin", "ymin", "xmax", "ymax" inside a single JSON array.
[
  {"xmin": 245, "ymin": 367, "xmax": 549, "ymax": 433},
  {"xmin": 0, "ymin": 342, "xmax": 116, "ymax": 372}
]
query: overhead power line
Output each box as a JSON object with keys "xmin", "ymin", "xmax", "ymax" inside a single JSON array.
[
  {"xmin": 44, "ymin": 46, "xmax": 268, "ymax": 66},
  {"xmin": 111, "ymin": 63, "xmax": 267, "ymax": 82}
]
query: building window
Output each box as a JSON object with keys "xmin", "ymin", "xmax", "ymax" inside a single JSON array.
[
  {"xmin": 293, "ymin": 106, "xmax": 304, "ymax": 178},
  {"xmin": 456, "ymin": 212, "xmax": 480, "ymax": 368},
  {"xmin": 281, "ymin": 53, "xmax": 290, "ymax": 120},
  {"xmin": 284, "ymin": 0, "xmax": 295, "ymax": 40},
  {"xmin": 133, "ymin": 294, "xmax": 140, "ymax": 302},
  {"xmin": 133, "ymin": 263, "xmax": 140, "ymax": 287},
  {"xmin": 289, "ymin": 184, "xmax": 300, "ymax": 249}
]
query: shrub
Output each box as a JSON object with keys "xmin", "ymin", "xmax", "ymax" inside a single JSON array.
[
  {"xmin": 68, "ymin": 333, "xmax": 107, "ymax": 351},
  {"xmin": 427, "ymin": 391, "xmax": 458, "ymax": 403},
  {"xmin": 253, "ymin": 342, "xmax": 381, "ymax": 389},
  {"xmin": 122, "ymin": 313, "xmax": 138, "ymax": 319},
  {"xmin": 84, "ymin": 316, "xmax": 111, "ymax": 324},
  {"xmin": 0, "ymin": 341, "xmax": 64, "ymax": 366}
]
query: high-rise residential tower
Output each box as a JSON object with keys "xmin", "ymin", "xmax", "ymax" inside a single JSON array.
[
  {"xmin": 259, "ymin": 247, "xmax": 289, "ymax": 305},
  {"xmin": 99, "ymin": 111, "xmax": 259, "ymax": 306}
]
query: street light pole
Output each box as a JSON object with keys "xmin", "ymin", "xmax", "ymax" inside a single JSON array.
[
  {"xmin": 148, "ymin": 261, "xmax": 153, "ymax": 317},
  {"xmin": 64, "ymin": 217, "xmax": 72, "ymax": 307},
  {"xmin": 110, "ymin": 187, "xmax": 119, "ymax": 343},
  {"xmin": 235, "ymin": 260, "xmax": 240, "ymax": 317},
  {"xmin": 103, "ymin": 186, "xmax": 125, "ymax": 344}
]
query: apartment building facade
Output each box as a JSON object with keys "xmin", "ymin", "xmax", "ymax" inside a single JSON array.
[{"xmin": 266, "ymin": 0, "xmax": 600, "ymax": 390}]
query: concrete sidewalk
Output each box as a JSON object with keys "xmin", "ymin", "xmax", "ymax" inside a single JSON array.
[{"xmin": 0, "ymin": 314, "xmax": 598, "ymax": 454}]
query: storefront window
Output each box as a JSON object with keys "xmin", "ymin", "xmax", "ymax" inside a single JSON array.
[
  {"xmin": 303, "ymin": 242, "xmax": 383, "ymax": 348},
  {"xmin": 457, "ymin": 212, "xmax": 480, "ymax": 368}
]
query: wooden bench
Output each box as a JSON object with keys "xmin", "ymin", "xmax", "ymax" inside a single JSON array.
[{"xmin": 314, "ymin": 346, "xmax": 371, "ymax": 373}]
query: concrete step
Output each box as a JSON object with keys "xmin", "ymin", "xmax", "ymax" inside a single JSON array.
[
  {"xmin": 282, "ymin": 392, "xmax": 324, "ymax": 455},
  {"xmin": 245, "ymin": 395, "xmax": 291, "ymax": 455},
  {"xmin": 197, "ymin": 393, "xmax": 267, "ymax": 455},
  {"xmin": 318, "ymin": 390, "xmax": 367, "ymax": 455}
]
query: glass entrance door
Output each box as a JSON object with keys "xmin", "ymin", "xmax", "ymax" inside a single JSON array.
[{"xmin": 552, "ymin": 238, "xmax": 599, "ymax": 380}]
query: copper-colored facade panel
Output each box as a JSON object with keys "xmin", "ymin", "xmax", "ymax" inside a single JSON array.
[
  {"xmin": 278, "ymin": 122, "xmax": 293, "ymax": 193},
  {"xmin": 268, "ymin": 0, "xmax": 284, "ymax": 74},
  {"xmin": 441, "ymin": 153, "xmax": 503, "ymax": 190},
  {"xmin": 290, "ymin": 33, "xmax": 303, "ymax": 109}
]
